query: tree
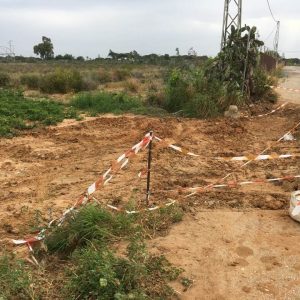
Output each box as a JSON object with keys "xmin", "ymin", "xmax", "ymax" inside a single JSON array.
[{"xmin": 33, "ymin": 36, "xmax": 54, "ymax": 60}]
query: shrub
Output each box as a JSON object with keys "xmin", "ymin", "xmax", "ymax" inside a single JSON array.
[
  {"xmin": 20, "ymin": 74, "xmax": 40, "ymax": 89},
  {"xmin": 251, "ymin": 67, "xmax": 275, "ymax": 101},
  {"xmin": 70, "ymin": 91, "xmax": 143, "ymax": 115},
  {"xmin": 164, "ymin": 69, "xmax": 191, "ymax": 113},
  {"xmin": 0, "ymin": 72, "xmax": 11, "ymax": 87},
  {"xmin": 45, "ymin": 205, "xmax": 134, "ymax": 254},
  {"xmin": 39, "ymin": 69, "xmax": 85, "ymax": 94},
  {"xmin": 124, "ymin": 78, "xmax": 140, "ymax": 92},
  {"xmin": 112, "ymin": 68, "xmax": 130, "ymax": 81},
  {"xmin": 98, "ymin": 68, "xmax": 112, "ymax": 83},
  {"xmin": 65, "ymin": 236, "xmax": 182, "ymax": 299},
  {"xmin": 146, "ymin": 91, "xmax": 166, "ymax": 107}
]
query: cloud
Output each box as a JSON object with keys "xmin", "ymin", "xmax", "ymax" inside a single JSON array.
[{"xmin": 0, "ymin": 0, "xmax": 299, "ymax": 58}]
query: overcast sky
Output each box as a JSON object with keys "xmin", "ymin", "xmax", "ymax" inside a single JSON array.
[{"xmin": 0, "ymin": 0, "xmax": 299, "ymax": 58}]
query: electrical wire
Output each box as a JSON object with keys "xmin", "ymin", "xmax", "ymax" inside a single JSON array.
[
  {"xmin": 266, "ymin": 0, "xmax": 278, "ymax": 23},
  {"xmin": 264, "ymin": 24, "xmax": 277, "ymax": 42}
]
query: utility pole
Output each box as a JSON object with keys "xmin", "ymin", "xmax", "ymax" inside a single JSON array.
[
  {"xmin": 274, "ymin": 21, "xmax": 280, "ymax": 54},
  {"xmin": 221, "ymin": 0, "xmax": 242, "ymax": 49}
]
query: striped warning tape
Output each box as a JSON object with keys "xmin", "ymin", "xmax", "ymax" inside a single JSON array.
[
  {"xmin": 103, "ymin": 198, "xmax": 176, "ymax": 215},
  {"xmin": 12, "ymin": 132, "xmax": 152, "ymax": 247},
  {"xmin": 271, "ymin": 86, "xmax": 300, "ymax": 93},
  {"xmin": 184, "ymin": 174, "xmax": 300, "ymax": 196},
  {"xmin": 219, "ymin": 153, "xmax": 299, "ymax": 162},
  {"xmin": 154, "ymin": 136, "xmax": 298, "ymax": 162},
  {"xmin": 153, "ymin": 174, "xmax": 300, "ymax": 197},
  {"xmin": 248, "ymin": 102, "xmax": 288, "ymax": 118},
  {"xmin": 154, "ymin": 136, "xmax": 200, "ymax": 157}
]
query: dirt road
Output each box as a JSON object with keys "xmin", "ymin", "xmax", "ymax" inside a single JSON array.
[
  {"xmin": 279, "ymin": 66, "xmax": 300, "ymax": 104},
  {"xmin": 1, "ymin": 77, "xmax": 300, "ymax": 299}
]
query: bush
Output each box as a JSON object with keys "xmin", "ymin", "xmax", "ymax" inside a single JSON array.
[
  {"xmin": 0, "ymin": 72, "xmax": 11, "ymax": 87},
  {"xmin": 20, "ymin": 74, "xmax": 40, "ymax": 89},
  {"xmin": 70, "ymin": 91, "xmax": 143, "ymax": 115},
  {"xmin": 112, "ymin": 69, "xmax": 130, "ymax": 81},
  {"xmin": 251, "ymin": 67, "xmax": 274, "ymax": 100},
  {"xmin": 65, "ymin": 236, "xmax": 182, "ymax": 299},
  {"xmin": 45, "ymin": 205, "xmax": 134, "ymax": 254},
  {"xmin": 124, "ymin": 78, "xmax": 140, "ymax": 92},
  {"xmin": 98, "ymin": 68, "xmax": 112, "ymax": 83},
  {"xmin": 39, "ymin": 69, "xmax": 85, "ymax": 94}
]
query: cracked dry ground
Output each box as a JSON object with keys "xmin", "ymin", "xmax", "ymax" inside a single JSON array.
[{"xmin": 1, "ymin": 103, "xmax": 300, "ymax": 299}]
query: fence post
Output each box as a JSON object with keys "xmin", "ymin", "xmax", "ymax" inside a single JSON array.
[{"xmin": 146, "ymin": 131, "xmax": 153, "ymax": 206}]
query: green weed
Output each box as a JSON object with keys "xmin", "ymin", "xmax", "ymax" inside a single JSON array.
[
  {"xmin": 0, "ymin": 89, "xmax": 78, "ymax": 137},
  {"xmin": 70, "ymin": 91, "xmax": 143, "ymax": 115},
  {"xmin": 45, "ymin": 205, "xmax": 134, "ymax": 254},
  {"xmin": 0, "ymin": 254, "xmax": 34, "ymax": 299}
]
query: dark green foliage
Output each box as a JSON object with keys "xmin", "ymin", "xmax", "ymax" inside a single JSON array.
[
  {"xmin": 0, "ymin": 89, "xmax": 68, "ymax": 137},
  {"xmin": 66, "ymin": 237, "xmax": 182, "ymax": 299},
  {"xmin": 33, "ymin": 36, "xmax": 54, "ymax": 60},
  {"xmin": 20, "ymin": 74, "xmax": 40, "ymax": 89},
  {"xmin": 0, "ymin": 254, "xmax": 33, "ymax": 299},
  {"xmin": 39, "ymin": 69, "xmax": 85, "ymax": 94},
  {"xmin": 207, "ymin": 25, "xmax": 264, "ymax": 96},
  {"xmin": 0, "ymin": 72, "xmax": 11, "ymax": 87},
  {"xmin": 70, "ymin": 91, "xmax": 143, "ymax": 115},
  {"xmin": 45, "ymin": 205, "xmax": 134, "ymax": 254}
]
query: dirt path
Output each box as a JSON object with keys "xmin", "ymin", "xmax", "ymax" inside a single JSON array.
[
  {"xmin": 278, "ymin": 66, "xmax": 300, "ymax": 104},
  {"xmin": 1, "ymin": 89, "xmax": 300, "ymax": 298}
]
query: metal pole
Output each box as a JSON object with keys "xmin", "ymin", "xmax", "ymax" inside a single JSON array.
[{"xmin": 145, "ymin": 131, "xmax": 153, "ymax": 206}]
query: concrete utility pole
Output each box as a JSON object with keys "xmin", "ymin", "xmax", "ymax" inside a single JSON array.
[
  {"xmin": 274, "ymin": 21, "xmax": 280, "ymax": 53},
  {"xmin": 221, "ymin": 0, "xmax": 242, "ymax": 49}
]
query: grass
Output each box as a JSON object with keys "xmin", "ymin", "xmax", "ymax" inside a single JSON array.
[
  {"xmin": 0, "ymin": 89, "xmax": 74, "ymax": 137},
  {"xmin": 45, "ymin": 204, "xmax": 182, "ymax": 300},
  {"xmin": 44, "ymin": 204, "xmax": 183, "ymax": 299},
  {"xmin": 0, "ymin": 253, "xmax": 35, "ymax": 299},
  {"xmin": 70, "ymin": 91, "xmax": 143, "ymax": 115}
]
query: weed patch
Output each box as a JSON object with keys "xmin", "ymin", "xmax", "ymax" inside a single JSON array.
[
  {"xmin": 70, "ymin": 91, "xmax": 143, "ymax": 115},
  {"xmin": 0, "ymin": 89, "xmax": 76, "ymax": 137},
  {"xmin": 0, "ymin": 253, "xmax": 34, "ymax": 299}
]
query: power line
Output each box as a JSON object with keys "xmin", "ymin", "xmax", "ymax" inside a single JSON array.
[{"xmin": 266, "ymin": 0, "xmax": 278, "ymax": 23}]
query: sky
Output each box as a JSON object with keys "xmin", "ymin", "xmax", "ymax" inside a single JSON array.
[{"xmin": 0, "ymin": 0, "xmax": 299, "ymax": 58}]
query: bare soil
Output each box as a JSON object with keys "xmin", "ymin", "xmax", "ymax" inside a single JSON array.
[{"xmin": 1, "ymin": 68, "xmax": 300, "ymax": 299}]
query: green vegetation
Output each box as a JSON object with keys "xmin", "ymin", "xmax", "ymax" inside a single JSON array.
[
  {"xmin": 0, "ymin": 89, "xmax": 75, "ymax": 137},
  {"xmin": 70, "ymin": 91, "xmax": 144, "ymax": 115},
  {"xmin": 33, "ymin": 36, "xmax": 54, "ymax": 60},
  {"xmin": 0, "ymin": 254, "xmax": 34, "ymax": 299},
  {"xmin": 44, "ymin": 204, "xmax": 183, "ymax": 299},
  {"xmin": 66, "ymin": 236, "xmax": 181, "ymax": 299}
]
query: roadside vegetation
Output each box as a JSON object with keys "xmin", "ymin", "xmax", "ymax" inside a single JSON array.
[{"xmin": 0, "ymin": 203, "xmax": 184, "ymax": 299}]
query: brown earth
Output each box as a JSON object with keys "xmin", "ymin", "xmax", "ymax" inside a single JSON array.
[{"xmin": 1, "ymin": 69, "xmax": 300, "ymax": 299}]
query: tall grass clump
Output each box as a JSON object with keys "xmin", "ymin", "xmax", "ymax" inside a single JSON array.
[
  {"xmin": 39, "ymin": 68, "xmax": 85, "ymax": 94},
  {"xmin": 43, "ymin": 203, "xmax": 184, "ymax": 298},
  {"xmin": 66, "ymin": 236, "xmax": 182, "ymax": 299},
  {"xmin": 70, "ymin": 92, "xmax": 143, "ymax": 115},
  {"xmin": 45, "ymin": 205, "xmax": 134, "ymax": 254},
  {"xmin": 0, "ymin": 72, "xmax": 11, "ymax": 87},
  {"xmin": 20, "ymin": 74, "xmax": 40, "ymax": 89},
  {"xmin": 0, "ymin": 254, "xmax": 34, "ymax": 299}
]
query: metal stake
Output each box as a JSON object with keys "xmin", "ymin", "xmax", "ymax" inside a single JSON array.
[{"xmin": 146, "ymin": 131, "xmax": 153, "ymax": 206}]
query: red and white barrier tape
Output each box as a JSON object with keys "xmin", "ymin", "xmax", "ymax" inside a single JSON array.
[
  {"xmin": 185, "ymin": 174, "xmax": 300, "ymax": 197},
  {"xmin": 219, "ymin": 153, "xmax": 299, "ymax": 162},
  {"xmin": 249, "ymin": 102, "xmax": 288, "ymax": 118},
  {"xmin": 271, "ymin": 86, "xmax": 300, "ymax": 93},
  {"xmin": 13, "ymin": 133, "xmax": 152, "ymax": 247},
  {"xmin": 104, "ymin": 199, "xmax": 176, "ymax": 214}
]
